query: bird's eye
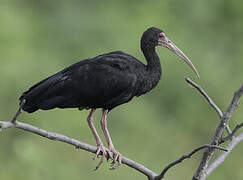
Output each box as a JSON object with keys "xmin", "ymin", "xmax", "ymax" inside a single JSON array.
[{"xmin": 158, "ymin": 33, "xmax": 164, "ymax": 38}]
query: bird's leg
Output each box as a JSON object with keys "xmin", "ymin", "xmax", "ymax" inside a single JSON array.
[
  {"xmin": 87, "ymin": 109, "xmax": 112, "ymax": 170},
  {"xmin": 100, "ymin": 109, "xmax": 122, "ymax": 169}
]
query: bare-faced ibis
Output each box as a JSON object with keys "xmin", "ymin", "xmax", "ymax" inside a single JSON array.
[{"xmin": 17, "ymin": 27, "xmax": 199, "ymax": 169}]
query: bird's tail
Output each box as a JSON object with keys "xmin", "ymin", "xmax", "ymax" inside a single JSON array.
[
  {"xmin": 18, "ymin": 71, "xmax": 62, "ymax": 113},
  {"xmin": 19, "ymin": 93, "xmax": 39, "ymax": 113}
]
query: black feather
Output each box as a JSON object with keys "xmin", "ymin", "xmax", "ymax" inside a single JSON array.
[{"xmin": 20, "ymin": 27, "xmax": 163, "ymax": 113}]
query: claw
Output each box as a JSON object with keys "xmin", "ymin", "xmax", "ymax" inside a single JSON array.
[
  {"xmin": 94, "ymin": 145, "xmax": 102, "ymax": 160},
  {"xmin": 108, "ymin": 147, "xmax": 122, "ymax": 169},
  {"xmin": 93, "ymin": 144, "xmax": 112, "ymax": 170},
  {"xmin": 118, "ymin": 155, "xmax": 122, "ymax": 165},
  {"xmin": 107, "ymin": 150, "xmax": 113, "ymax": 160},
  {"xmin": 95, "ymin": 154, "xmax": 105, "ymax": 170}
]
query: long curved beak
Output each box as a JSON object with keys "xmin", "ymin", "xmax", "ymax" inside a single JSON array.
[{"xmin": 158, "ymin": 33, "xmax": 200, "ymax": 79}]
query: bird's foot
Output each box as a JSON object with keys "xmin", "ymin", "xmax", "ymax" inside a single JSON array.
[
  {"xmin": 109, "ymin": 147, "xmax": 122, "ymax": 170},
  {"xmin": 94, "ymin": 144, "xmax": 113, "ymax": 170}
]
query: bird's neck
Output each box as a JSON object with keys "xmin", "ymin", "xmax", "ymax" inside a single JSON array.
[
  {"xmin": 136, "ymin": 45, "xmax": 162, "ymax": 95},
  {"xmin": 142, "ymin": 45, "xmax": 162, "ymax": 77}
]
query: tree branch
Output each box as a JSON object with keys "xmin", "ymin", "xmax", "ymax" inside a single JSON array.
[
  {"xmin": 0, "ymin": 120, "xmax": 158, "ymax": 180},
  {"xmin": 202, "ymin": 132, "xmax": 243, "ymax": 180},
  {"xmin": 185, "ymin": 77, "xmax": 223, "ymax": 118},
  {"xmin": 0, "ymin": 119, "xmax": 228, "ymax": 180},
  {"xmin": 219, "ymin": 122, "xmax": 243, "ymax": 144},
  {"xmin": 11, "ymin": 99, "xmax": 25, "ymax": 123},
  {"xmin": 185, "ymin": 77, "xmax": 232, "ymax": 134},
  {"xmin": 191, "ymin": 83, "xmax": 243, "ymax": 180},
  {"xmin": 1, "ymin": 81, "xmax": 242, "ymax": 180},
  {"xmin": 155, "ymin": 144, "xmax": 227, "ymax": 180}
]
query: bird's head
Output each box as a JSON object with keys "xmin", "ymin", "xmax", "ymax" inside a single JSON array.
[{"xmin": 141, "ymin": 27, "xmax": 200, "ymax": 79}]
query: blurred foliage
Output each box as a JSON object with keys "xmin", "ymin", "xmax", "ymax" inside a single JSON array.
[{"xmin": 0, "ymin": 0, "xmax": 243, "ymax": 179}]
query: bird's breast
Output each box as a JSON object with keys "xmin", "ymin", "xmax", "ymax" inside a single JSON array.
[{"xmin": 135, "ymin": 70, "xmax": 161, "ymax": 97}]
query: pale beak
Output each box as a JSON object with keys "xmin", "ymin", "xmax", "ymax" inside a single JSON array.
[{"xmin": 158, "ymin": 33, "xmax": 200, "ymax": 79}]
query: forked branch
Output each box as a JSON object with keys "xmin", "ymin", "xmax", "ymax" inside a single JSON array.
[
  {"xmin": 219, "ymin": 122, "xmax": 243, "ymax": 144},
  {"xmin": 203, "ymin": 132, "xmax": 243, "ymax": 180},
  {"xmin": 185, "ymin": 78, "xmax": 243, "ymax": 180},
  {"xmin": 1, "ymin": 80, "xmax": 242, "ymax": 180},
  {"xmin": 155, "ymin": 145, "xmax": 227, "ymax": 180},
  {"xmin": 0, "ymin": 120, "xmax": 227, "ymax": 180}
]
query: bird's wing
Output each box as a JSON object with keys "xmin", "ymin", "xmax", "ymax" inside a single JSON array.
[
  {"xmin": 73, "ymin": 61, "xmax": 138, "ymax": 109},
  {"xmin": 20, "ymin": 56, "xmax": 138, "ymax": 112},
  {"xmin": 19, "ymin": 65, "xmax": 76, "ymax": 112}
]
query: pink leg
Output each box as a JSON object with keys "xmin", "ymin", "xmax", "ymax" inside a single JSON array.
[
  {"xmin": 100, "ymin": 109, "xmax": 122, "ymax": 168},
  {"xmin": 87, "ymin": 109, "xmax": 112, "ymax": 169}
]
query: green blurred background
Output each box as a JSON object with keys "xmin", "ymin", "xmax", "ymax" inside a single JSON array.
[{"xmin": 0, "ymin": 0, "xmax": 242, "ymax": 179}]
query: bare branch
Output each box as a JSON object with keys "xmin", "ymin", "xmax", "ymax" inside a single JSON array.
[
  {"xmin": 192, "ymin": 84, "xmax": 243, "ymax": 180},
  {"xmin": 185, "ymin": 77, "xmax": 223, "ymax": 118},
  {"xmin": 0, "ymin": 120, "xmax": 158, "ymax": 180},
  {"xmin": 155, "ymin": 144, "xmax": 227, "ymax": 180},
  {"xmin": 1, "ymin": 82, "xmax": 242, "ymax": 180},
  {"xmin": 223, "ymin": 84, "xmax": 243, "ymax": 121},
  {"xmin": 203, "ymin": 133, "xmax": 243, "ymax": 180},
  {"xmin": 11, "ymin": 99, "xmax": 25, "ymax": 123},
  {"xmin": 219, "ymin": 122, "xmax": 243, "ymax": 144}
]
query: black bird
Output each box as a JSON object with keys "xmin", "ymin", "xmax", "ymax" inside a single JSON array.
[{"xmin": 17, "ymin": 27, "xmax": 199, "ymax": 169}]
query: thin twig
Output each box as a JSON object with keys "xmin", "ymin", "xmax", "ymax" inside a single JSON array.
[
  {"xmin": 219, "ymin": 122, "xmax": 243, "ymax": 144},
  {"xmin": 11, "ymin": 99, "xmax": 25, "ymax": 123},
  {"xmin": 192, "ymin": 84, "xmax": 243, "ymax": 180},
  {"xmin": 185, "ymin": 77, "xmax": 223, "ymax": 118},
  {"xmin": 2, "ymin": 82, "xmax": 242, "ymax": 180},
  {"xmin": 0, "ymin": 120, "xmax": 158, "ymax": 179},
  {"xmin": 155, "ymin": 144, "xmax": 227, "ymax": 180},
  {"xmin": 203, "ymin": 133, "xmax": 243, "ymax": 180},
  {"xmin": 185, "ymin": 77, "xmax": 232, "ymax": 134}
]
